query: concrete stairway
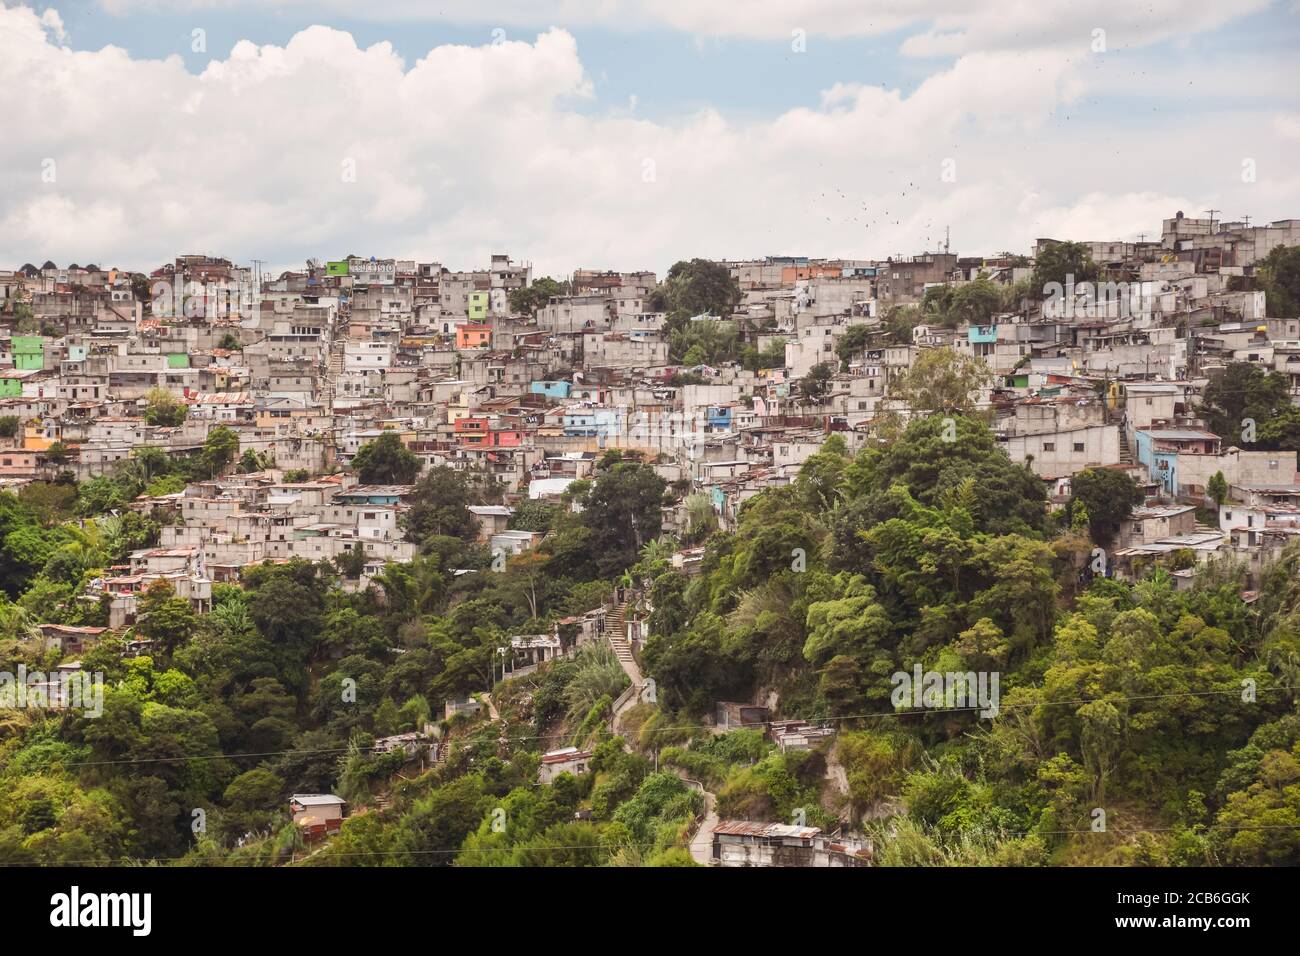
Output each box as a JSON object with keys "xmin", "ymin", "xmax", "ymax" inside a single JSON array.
[
  {"xmin": 1117, "ymin": 429, "xmax": 1134, "ymax": 464},
  {"xmin": 604, "ymin": 601, "xmax": 634, "ymax": 671}
]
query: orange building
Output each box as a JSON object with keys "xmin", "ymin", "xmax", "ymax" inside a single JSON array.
[{"xmin": 455, "ymin": 323, "xmax": 492, "ymax": 349}]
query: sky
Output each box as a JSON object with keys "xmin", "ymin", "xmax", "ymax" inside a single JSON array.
[{"xmin": 1, "ymin": 0, "xmax": 1298, "ymax": 277}]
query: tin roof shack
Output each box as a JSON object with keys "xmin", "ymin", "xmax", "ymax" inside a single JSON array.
[
  {"xmin": 715, "ymin": 701, "xmax": 771, "ymax": 731},
  {"xmin": 507, "ymin": 633, "xmax": 563, "ymax": 672},
  {"xmin": 444, "ymin": 696, "xmax": 484, "ymax": 721},
  {"xmin": 37, "ymin": 624, "xmax": 108, "ymax": 656},
  {"xmin": 289, "ymin": 794, "xmax": 345, "ymax": 839},
  {"xmin": 670, "ymin": 547, "xmax": 706, "ymax": 576},
  {"xmin": 1116, "ymin": 505, "xmax": 1198, "ymax": 549},
  {"xmin": 1111, "ymin": 504, "xmax": 1226, "ymax": 580},
  {"xmin": 468, "ymin": 504, "xmax": 513, "ymax": 540},
  {"xmin": 711, "ymin": 821, "xmax": 871, "ymax": 867},
  {"xmin": 491, "ymin": 529, "xmax": 544, "ymax": 556},
  {"xmin": 769, "ymin": 719, "xmax": 836, "ymax": 752},
  {"xmin": 538, "ymin": 746, "xmax": 593, "ymax": 785},
  {"xmin": 373, "ymin": 731, "xmax": 436, "ymax": 761}
]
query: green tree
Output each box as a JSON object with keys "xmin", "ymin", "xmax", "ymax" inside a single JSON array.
[
  {"xmin": 403, "ymin": 466, "xmax": 479, "ymax": 543},
  {"xmin": 222, "ymin": 768, "xmax": 285, "ymax": 839},
  {"xmin": 352, "ymin": 432, "xmax": 421, "ymax": 484},
  {"xmin": 135, "ymin": 580, "xmax": 200, "ymax": 656},
  {"xmin": 834, "ymin": 324, "xmax": 873, "ymax": 372},
  {"xmin": 199, "ymin": 426, "xmax": 240, "ymax": 478},
  {"xmin": 1207, "ymin": 471, "xmax": 1229, "ymax": 507},
  {"xmin": 581, "ymin": 461, "xmax": 668, "ymax": 577},
  {"xmin": 739, "ymin": 339, "xmax": 788, "ymax": 372},
  {"xmin": 649, "ymin": 258, "xmax": 741, "ymax": 321},
  {"xmin": 1256, "ymin": 244, "xmax": 1300, "ymax": 318},
  {"xmin": 237, "ymin": 449, "xmax": 267, "ymax": 474},
  {"xmin": 143, "ymin": 388, "xmax": 187, "ymax": 428},
  {"xmin": 949, "ymin": 274, "xmax": 1001, "ymax": 327},
  {"xmin": 922, "ymin": 285, "xmax": 957, "ymax": 326},
  {"xmin": 1258, "ymin": 406, "xmax": 1300, "ymax": 452},
  {"xmin": 334, "ymin": 546, "xmax": 368, "ymax": 579},
  {"xmin": 1031, "ymin": 240, "xmax": 1098, "ymax": 297},
  {"xmin": 392, "ymin": 775, "xmax": 491, "ymax": 867},
  {"xmin": 799, "ymin": 362, "xmax": 834, "ymax": 402},
  {"xmin": 670, "ymin": 318, "xmax": 740, "ymax": 366},
  {"xmin": 508, "ymin": 276, "xmax": 568, "ymax": 316},
  {"xmin": 1198, "ymin": 363, "xmax": 1290, "ymax": 445},
  {"xmin": 1070, "ymin": 467, "xmax": 1142, "ymax": 546},
  {"xmin": 891, "ymin": 347, "xmax": 993, "ymax": 415}
]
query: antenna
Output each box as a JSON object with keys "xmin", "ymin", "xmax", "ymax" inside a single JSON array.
[
  {"xmin": 1241, "ymin": 215, "xmax": 1251, "ymax": 229},
  {"xmin": 1204, "ymin": 209, "xmax": 1221, "ymax": 232}
]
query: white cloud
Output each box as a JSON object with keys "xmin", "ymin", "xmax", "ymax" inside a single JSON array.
[
  {"xmin": 1, "ymin": 3, "xmax": 1295, "ymax": 276},
  {"xmin": 91, "ymin": 0, "xmax": 1273, "ymax": 48},
  {"xmin": 1274, "ymin": 112, "xmax": 1300, "ymax": 141}
]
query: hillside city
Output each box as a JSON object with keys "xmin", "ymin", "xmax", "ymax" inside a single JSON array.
[{"xmin": 2, "ymin": 210, "xmax": 1300, "ymax": 867}]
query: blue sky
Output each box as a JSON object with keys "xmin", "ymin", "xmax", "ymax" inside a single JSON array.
[
  {"xmin": 54, "ymin": 3, "xmax": 927, "ymax": 119},
  {"xmin": 53, "ymin": 1, "xmax": 1300, "ymax": 120},
  {"xmin": 2, "ymin": 1, "xmax": 1297, "ymax": 273}
]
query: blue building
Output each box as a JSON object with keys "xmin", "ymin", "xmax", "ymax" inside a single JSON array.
[
  {"xmin": 530, "ymin": 380, "xmax": 571, "ymax": 399},
  {"xmin": 706, "ymin": 405, "xmax": 733, "ymax": 431},
  {"xmin": 563, "ymin": 407, "xmax": 622, "ymax": 438},
  {"xmin": 335, "ymin": 486, "xmax": 408, "ymax": 505}
]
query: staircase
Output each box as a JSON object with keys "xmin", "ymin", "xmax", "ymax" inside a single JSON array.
[
  {"xmin": 604, "ymin": 601, "xmax": 634, "ymax": 672},
  {"xmin": 603, "ymin": 598, "xmax": 645, "ymax": 727},
  {"xmin": 321, "ymin": 340, "xmax": 344, "ymax": 409},
  {"xmin": 1117, "ymin": 429, "xmax": 1134, "ymax": 465}
]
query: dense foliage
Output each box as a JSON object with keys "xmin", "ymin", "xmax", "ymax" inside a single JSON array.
[{"xmin": 1, "ymin": 413, "xmax": 1297, "ymax": 867}]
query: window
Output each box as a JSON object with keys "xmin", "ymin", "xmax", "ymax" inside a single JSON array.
[
  {"xmin": 1042, "ymin": 442, "xmax": 1055, "ymax": 452},
  {"xmin": 1073, "ymin": 442, "xmax": 1085, "ymax": 453}
]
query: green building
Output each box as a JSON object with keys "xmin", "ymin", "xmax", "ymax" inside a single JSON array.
[
  {"xmin": 12, "ymin": 336, "xmax": 44, "ymax": 371},
  {"xmin": 468, "ymin": 291, "xmax": 488, "ymax": 321}
]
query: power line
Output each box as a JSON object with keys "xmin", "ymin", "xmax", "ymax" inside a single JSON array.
[
  {"xmin": 4, "ymin": 821, "xmax": 1298, "ymax": 867},
  {"xmin": 59, "ymin": 680, "xmax": 1297, "ymax": 769}
]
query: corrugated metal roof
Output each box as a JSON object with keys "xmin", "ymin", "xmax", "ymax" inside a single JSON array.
[{"xmin": 713, "ymin": 820, "xmax": 820, "ymax": 839}]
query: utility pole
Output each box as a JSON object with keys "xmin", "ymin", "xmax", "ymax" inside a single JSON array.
[{"xmin": 1204, "ymin": 209, "xmax": 1221, "ymax": 233}]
